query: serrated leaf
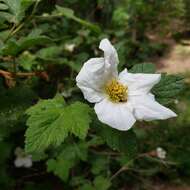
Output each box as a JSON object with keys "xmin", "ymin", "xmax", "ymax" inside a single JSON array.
[
  {"xmin": 129, "ymin": 63, "xmax": 156, "ymax": 73},
  {"xmin": 100, "ymin": 127, "xmax": 138, "ymax": 157},
  {"xmin": 62, "ymin": 102, "xmax": 91, "ymax": 140},
  {"xmin": 25, "ymin": 95, "xmax": 66, "ymax": 153},
  {"xmin": 25, "ymin": 97, "xmax": 91, "ymax": 153},
  {"xmin": 152, "ymin": 74, "xmax": 184, "ymax": 105}
]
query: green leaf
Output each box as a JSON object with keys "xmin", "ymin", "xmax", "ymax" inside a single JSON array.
[
  {"xmin": 62, "ymin": 102, "xmax": 92, "ymax": 140},
  {"xmin": 1, "ymin": 0, "xmax": 36, "ymax": 23},
  {"xmin": 36, "ymin": 46, "xmax": 63, "ymax": 60},
  {"xmin": 152, "ymin": 74, "xmax": 184, "ymax": 105},
  {"xmin": 100, "ymin": 127, "xmax": 138, "ymax": 157},
  {"xmin": 0, "ymin": 39, "xmax": 20, "ymax": 56},
  {"xmin": 0, "ymin": 3, "xmax": 8, "ymax": 10},
  {"xmin": 18, "ymin": 51, "xmax": 37, "ymax": 71},
  {"xmin": 129, "ymin": 63, "xmax": 156, "ymax": 73},
  {"xmin": 55, "ymin": 6, "xmax": 101, "ymax": 33},
  {"xmin": 47, "ymin": 142, "xmax": 88, "ymax": 181},
  {"xmin": 25, "ymin": 96, "xmax": 91, "ymax": 153},
  {"xmin": 91, "ymin": 156, "xmax": 108, "ymax": 175},
  {"xmin": 79, "ymin": 184, "xmax": 94, "ymax": 190},
  {"xmin": 93, "ymin": 176, "xmax": 111, "ymax": 190},
  {"xmin": 0, "ymin": 29, "xmax": 52, "ymax": 56},
  {"xmin": 18, "ymin": 33, "xmax": 52, "ymax": 52},
  {"xmin": 76, "ymin": 176, "xmax": 111, "ymax": 190},
  {"xmin": 47, "ymin": 158, "xmax": 75, "ymax": 182},
  {"xmin": 25, "ymin": 95, "xmax": 66, "ymax": 153}
]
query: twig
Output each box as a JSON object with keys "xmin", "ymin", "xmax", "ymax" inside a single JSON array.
[
  {"xmin": 110, "ymin": 166, "xmax": 128, "ymax": 181},
  {"xmin": 0, "ymin": 69, "xmax": 49, "ymax": 80},
  {"xmin": 90, "ymin": 149, "xmax": 121, "ymax": 156}
]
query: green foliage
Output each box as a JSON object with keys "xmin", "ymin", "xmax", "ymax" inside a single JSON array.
[
  {"xmin": 0, "ymin": 29, "xmax": 51, "ymax": 56},
  {"xmin": 129, "ymin": 63, "xmax": 156, "ymax": 73},
  {"xmin": 18, "ymin": 51, "xmax": 37, "ymax": 71},
  {"xmin": 54, "ymin": 6, "xmax": 101, "ymax": 33},
  {"xmin": 152, "ymin": 74, "xmax": 184, "ymax": 105},
  {"xmin": 100, "ymin": 127, "xmax": 138, "ymax": 157},
  {"xmin": 25, "ymin": 95, "xmax": 91, "ymax": 153},
  {"xmin": 0, "ymin": 0, "xmax": 36, "ymax": 24},
  {"xmin": 77, "ymin": 176, "xmax": 111, "ymax": 190},
  {"xmin": 47, "ymin": 142, "xmax": 88, "ymax": 181},
  {"xmin": 0, "ymin": 0, "xmax": 187, "ymax": 189},
  {"xmin": 91, "ymin": 155, "xmax": 108, "ymax": 175}
]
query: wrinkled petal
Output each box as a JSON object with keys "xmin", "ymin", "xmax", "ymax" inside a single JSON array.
[
  {"xmin": 99, "ymin": 38, "xmax": 119, "ymax": 77},
  {"xmin": 76, "ymin": 39, "xmax": 120, "ymax": 103},
  {"xmin": 119, "ymin": 69, "xmax": 161, "ymax": 95},
  {"xmin": 94, "ymin": 98, "xmax": 136, "ymax": 131},
  {"xmin": 131, "ymin": 94, "xmax": 177, "ymax": 121},
  {"xmin": 76, "ymin": 58, "xmax": 106, "ymax": 103}
]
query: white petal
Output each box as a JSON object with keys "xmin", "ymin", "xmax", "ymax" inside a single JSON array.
[
  {"xmin": 76, "ymin": 39, "xmax": 120, "ymax": 103},
  {"xmin": 99, "ymin": 38, "xmax": 119, "ymax": 76},
  {"xmin": 131, "ymin": 94, "xmax": 177, "ymax": 121},
  {"xmin": 14, "ymin": 158, "xmax": 24, "ymax": 167},
  {"xmin": 76, "ymin": 58, "xmax": 106, "ymax": 103},
  {"xmin": 94, "ymin": 98, "xmax": 136, "ymax": 131},
  {"xmin": 23, "ymin": 158, "xmax": 33, "ymax": 168},
  {"xmin": 119, "ymin": 69, "xmax": 161, "ymax": 95}
]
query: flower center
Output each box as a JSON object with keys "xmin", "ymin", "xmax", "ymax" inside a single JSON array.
[{"xmin": 105, "ymin": 79, "xmax": 128, "ymax": 103}]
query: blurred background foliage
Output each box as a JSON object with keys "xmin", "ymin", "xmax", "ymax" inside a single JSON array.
[{"xmin": 0, "ymin": 0, "xmax": 190, "ymax": 189}]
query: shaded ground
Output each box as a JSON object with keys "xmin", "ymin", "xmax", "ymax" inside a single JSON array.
[
  {"xmin": 153, "ymin": 184, "xmax": 190, "ymax": 190},
  {"xmin": 156, "ymin": 39, "xmax": 190, "ymax": 74}
]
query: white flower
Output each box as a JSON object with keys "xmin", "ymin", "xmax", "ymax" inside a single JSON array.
[
  {"xmin": 156, "ymin": 147, "xmax": 167, "ymax": 159},
  {"xmin": 14, "ymin": 156, "xmax": 33, "ymax": 168},
  {"xmin": 76, "ymin": 39, "xmax": 177, "ymax": 131},
  {"xmin": 14, "ymin": 147, "xmax": 33, "ymax": 168},
  {"xmin": 64, "ymin": 43, "xmax": 76, "ymax": 52},
  {"xmin": 174, "ymin": 99, "xmax": 179, "ymax": 104}
]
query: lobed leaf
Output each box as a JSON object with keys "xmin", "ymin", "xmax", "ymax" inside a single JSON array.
[{"xmin": 25, "ymin": 96, "xmax": 91, "ymax": 153}]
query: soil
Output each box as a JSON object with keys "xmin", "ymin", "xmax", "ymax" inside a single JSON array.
[{"xmin": 155, "ymin": 39, "xmax": 190, "ymax": 74}]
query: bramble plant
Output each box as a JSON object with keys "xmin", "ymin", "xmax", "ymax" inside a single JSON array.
[{"xmin": 0, "ymin": 0, "xmax": 188, "ymax": 190}]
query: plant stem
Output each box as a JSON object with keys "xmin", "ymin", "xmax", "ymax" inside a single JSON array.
[{"xmin": 3, "ymin": 0, "xmax": 40, "ymax": 43}]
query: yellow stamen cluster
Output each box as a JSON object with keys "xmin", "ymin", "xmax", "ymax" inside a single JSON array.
[{"xmin": 105, "ymin": 79, "xmax": 128, "ymax": 103}]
